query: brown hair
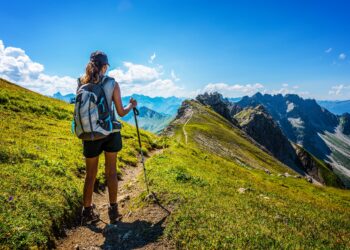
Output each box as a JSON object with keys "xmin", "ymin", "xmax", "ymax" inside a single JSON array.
[{"xmin": 80, "ymin": 61, "xmax": 104, "ymax": 84}]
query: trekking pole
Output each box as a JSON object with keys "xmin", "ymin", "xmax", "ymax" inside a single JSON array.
[
  {"xmin": 133, "ymin": 107, "xmax": 171, "ymax": 214},
  {"xmin": 133, "ymin": 107, "xmax": 150, "ymax": 194}
]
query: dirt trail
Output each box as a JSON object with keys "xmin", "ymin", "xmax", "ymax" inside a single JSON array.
[
  {"xmin": 56, "ymin": 149, "xmax": 174, "ymax": 250},
  {"xmin": 182, "ymin": 110, "xmax": 193, "ymax": 144}
]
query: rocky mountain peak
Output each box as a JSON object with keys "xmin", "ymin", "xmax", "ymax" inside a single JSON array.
[
  {"xmin": 195, "ymin": 92, "xmax": 239, "ymax": 125},
  {"xmin": 234, "ymin": 106, "xmax": 303, "ymax": 173},
  {"xmin": 236, "ymin": 92, "xmax": 339, "ymax": 159}
]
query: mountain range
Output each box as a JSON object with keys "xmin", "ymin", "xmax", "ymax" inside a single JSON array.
[
  {"xmin": 51, "ymin": 89, "xmax": 350, "ymax": 185},
  {"xmin": 196, "ymin": 92, "xmax": 350, "ymax": 187},
  {"xmin": 121, "ymin": 94, "xmax": 185, "ymax": 117},
  {"xmin": 195, "ymin": 92, "xmax": 346, "ymax": 187},
  {"xmin": 52, "ymin": 91, "xmax": 349, "ymax": 135},
  {"xmin": 237, "ymin": 93, "xmax": 350, "ymax": 186}
]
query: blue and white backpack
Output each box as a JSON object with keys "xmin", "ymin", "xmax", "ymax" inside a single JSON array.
[{"xmin": 72, "ymin": 76, "xmax": 115, "ymax": 141}]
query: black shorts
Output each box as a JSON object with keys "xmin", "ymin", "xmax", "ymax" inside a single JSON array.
[{"xmin": 83, "ymin": 132, "xmax": 122, "ymax": 158}]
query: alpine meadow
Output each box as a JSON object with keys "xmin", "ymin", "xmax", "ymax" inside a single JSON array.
[{"xmin": 1, "ymin": 78, "xmax": 349, "ymax": 249}]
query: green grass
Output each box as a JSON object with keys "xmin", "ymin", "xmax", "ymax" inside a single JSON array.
[
  {"xmin": 0, "ymin": 78, "xmax": 163, "ymax": 248},
  {"xmin": 144, "ymin": 100, "xmax": 350, "ymax": 249},
  {"xmin": 1, "ymin": 81, "xmax": 350, "ymax": 249}
]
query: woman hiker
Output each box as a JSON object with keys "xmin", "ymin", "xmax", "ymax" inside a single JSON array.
[{"xmin": 77, "ymin": 51, "xmax": 137, "ymax": 224}]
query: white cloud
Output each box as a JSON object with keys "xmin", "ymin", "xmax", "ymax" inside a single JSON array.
[
  {"xmin": 148, "ymin": 52, "xmax": 156, "ymax": 63},
  {"xmin": 0, "ymin": 40, "xmax": 189, "ymax": 98},
  {"xmin": 171, "ymin": 69, "xmax": 180, "ymax": 81},
  {"xmin": 108, "ymin": 60, "xmax": 190, "ymax": 97},
  {"xmin": 329, "ymin": 84, "xmax": 350, "ymax": 96},
  {"xmin": 118, "ymin": 79, "xmax": 186, "ymax": 98},
  {"xmin": 109, "ymin": 61, "xmax": 161, "ymax": 84},
  {"xmin": 201, "ymin": 82, "xmax": 264, "ymax": 97},
  {"xmin": 339, "ymin": 53, "xmax": 346, "ymax": 60},
  {"xmin": 0, "ymin": 40, "xmax": 76, "ymax": 95},
  {"xmin": 264, "ymin": 83, "xmax": 309, "ymax": 97},
  {"xmin": 325, "ymin": 48, "xmax": 332, "ymax": 53}
]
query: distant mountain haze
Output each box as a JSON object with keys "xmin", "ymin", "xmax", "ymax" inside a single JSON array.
[
  {"xmin": 121, "ymin": 94, "xmax": 185, "ymax": 116},
  {"xmin": 50, "ymin": 92, "xmax": 184, "ymax": 132},
  {"xmin": 51, "ymin": 92, "xmax": 184, "ymax": 117},
  {"xmin": 317, "ymin": 100, "xmax": 350, "ymax": 115},
  {"xmin": 52, "ymin": 92, "xmax": 75, "ymax": 103},
  {"xmin": 121, "ymin": 106, "xmax": 173, "ymax": 134}
]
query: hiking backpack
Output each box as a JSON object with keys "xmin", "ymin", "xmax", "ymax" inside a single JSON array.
[{"xmin": 71, "ymin": 76, "xmax": 113, "ymax": 141}]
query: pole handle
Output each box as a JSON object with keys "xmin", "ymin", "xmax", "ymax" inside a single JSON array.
[{"xmin": 133, "ymin": 107, "xmax": 139, "ymax": 116}]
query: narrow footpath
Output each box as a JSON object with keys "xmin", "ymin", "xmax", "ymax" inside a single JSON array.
[
  {"xmin": 56, "ymin": 149, "xmax": 174, "ymax": 250},
  {"xmin": 182, "ymin": 110, "xmax": 193, "ymax": 144}
]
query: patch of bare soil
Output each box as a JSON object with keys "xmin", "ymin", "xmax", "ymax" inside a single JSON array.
[{"xmin": 55, "ymin": 149, "xmax": 175, "ymax": 250}]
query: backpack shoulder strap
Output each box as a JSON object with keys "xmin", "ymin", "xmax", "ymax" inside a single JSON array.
[
  {"xmin": 98, "ymin": 75, "xmax": 110, "ymax": 86},
  {"xmin": 76, "ymin": 77, "xmax": 83, "ymax": 93}
]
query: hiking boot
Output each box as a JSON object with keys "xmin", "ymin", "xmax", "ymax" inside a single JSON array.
[
  {"xmin": 81, "ymin": 204, "xmax": 100, "ymax": 225},
  {"xmin": 108, "ymin": 203, "xmax": 122, "ymax": 224}
]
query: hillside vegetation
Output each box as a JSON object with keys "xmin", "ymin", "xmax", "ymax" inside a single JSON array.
[
  {"xmin": 145, "ymin": 100, "xmax": 350, "ymax": 249},
  {"xmin": 0, "ymin": 78, "xmax": 163, "ymax": 248},
  {"xmin": 1, "ymin": 80, "xmax": 350, "ymax": 249}
]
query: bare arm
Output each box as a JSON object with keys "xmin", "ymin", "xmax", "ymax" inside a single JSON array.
[{"xmin": 112, "ymin": 81, "xmax": 137, "ymax": 117}]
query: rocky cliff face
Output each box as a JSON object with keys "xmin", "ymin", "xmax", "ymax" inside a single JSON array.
[
  {"xmin": 196, "ymin": 92, "xmax": 240, "ymax": 126},
  {"xmin": 236, "ymin": 92, "xmax": 350, "ymax": 187},
  {"xmin": 294, "ymin": 144, "xmax": 344, "ymax": 188},
  {"xmin": 340, "ymin": 113, "xmax": 350, "ymax": 135},
  {"xmin": 236, "ymin": 92, "xmax": 339, "ymax": 159},
  {"xmin": 234, "ymin": 105, "xmax": 303, "ymax": 173}
]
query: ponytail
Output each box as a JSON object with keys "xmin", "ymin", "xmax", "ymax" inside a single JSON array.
[{"xmin": 81, "ymin": 60, "xmax": 103, "ymax": 84}]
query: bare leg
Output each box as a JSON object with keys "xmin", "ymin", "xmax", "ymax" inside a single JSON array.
[
  {"xmin": 105, "ymin": 152, "xmax": 118, "ymax": 204},
  {"xmin": 83, "ymin": 156, "xmax": 99, "ymax": 207}
]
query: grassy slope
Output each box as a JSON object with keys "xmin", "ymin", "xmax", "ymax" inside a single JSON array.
[
  {"xmin": 0, "ymin": 79, "xmax": 163, "ymax": 248},
  {"xmin": 146, "ymin": 100, "xmax": 350, "ymax": 249}
]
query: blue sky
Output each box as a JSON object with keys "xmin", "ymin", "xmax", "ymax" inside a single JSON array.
[{"xmin": 0, "ymin": 0, "xmax": 350, "ymax": 99}]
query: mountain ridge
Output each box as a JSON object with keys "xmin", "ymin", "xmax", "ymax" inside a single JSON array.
[
  {"xmin": 235, "ymin": 92, "xmax": 350, "ymax": 186},
  {"xmin": 194, "ymin": 92, "xmax": 345, "ymax": 187}
]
